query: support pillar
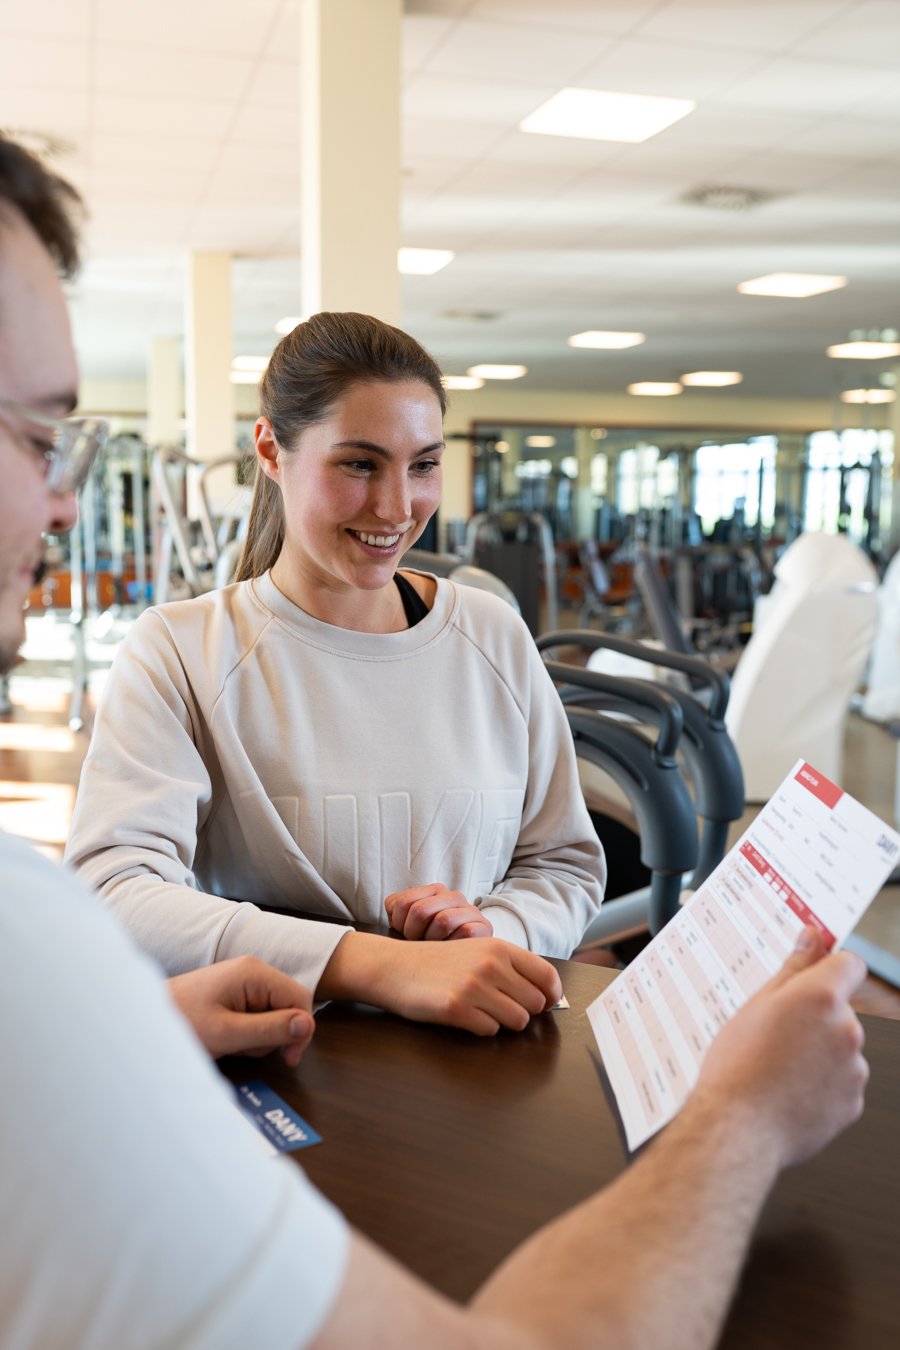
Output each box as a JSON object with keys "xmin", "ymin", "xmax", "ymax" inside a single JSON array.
[
  {"xmin": 184, "ymin": 252, "xmax": 234, "ymax": 465},
  {"xmin": 146, "ymin": 336, "xmax": 182, "ymax": 448},
  {"xmin": 888, "ymin": 364, "xmax": 900, "ymax": 555},
  {"xmin": 573, "ymin": 426, "xmax": 595, "ymax": 540},
  {"xmin": 300, "ymin": 0, "xmax": 402, "ymax": 321}
]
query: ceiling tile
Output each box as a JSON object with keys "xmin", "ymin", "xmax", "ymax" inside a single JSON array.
[
  {"xmin": 636, "ymin": 0, "xmax": 851, "ymax": 54},
  {"xmin": 91, "ymin": 93, "xmax": 238, "ymax": 138},
  {"xmin": 798, "ymin": 0, "xmax": 900, "ymax": 65},
  {"xmin": 575, "ymin": 35, "xmax": 762, "ymax": 100},
  {"xmin": 472, "ymin": 1, "xmax": 664, "ymax": 36},
  {"xmin": 421, "ymin": 15, "xmax": 614, "ymax": 83},
  {"xmin": 93, "ymin": 43, "xmax": 256, "ymax": 102},
  {"xmin": 712, "ymin": 55, "xmax": 895, "ymax": 115},
  {"xmin": 95, "ymin": 0, "xmax": 282, "ymax": 55},
  {"xmin": 0, "ymin": 36, "xmax": 91, "ymax": 91}
]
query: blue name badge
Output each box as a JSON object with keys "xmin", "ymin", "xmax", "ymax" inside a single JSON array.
[{"xmin": 234, "ymin": 1081, "xmax": 323, "ymax": 1152}]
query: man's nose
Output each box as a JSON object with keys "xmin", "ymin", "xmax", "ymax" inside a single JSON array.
[{"xmin": 48, "ymin": 488, "xmax": 79, "ymax": 535}]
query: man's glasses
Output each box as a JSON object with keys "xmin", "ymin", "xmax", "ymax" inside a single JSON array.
[{"xmin": 0, "ymin": 396, "xmax": 109, "ymax": 494}]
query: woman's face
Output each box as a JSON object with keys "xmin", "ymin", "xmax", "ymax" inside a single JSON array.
[{"xmin": 258, "ymin": 379, "xmax": 444, "ymax": 597}]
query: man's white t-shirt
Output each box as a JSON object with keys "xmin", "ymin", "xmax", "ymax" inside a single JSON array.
[{"xmin": 0, "ymin": 831, "xmax": 347, "ymax": 1349}]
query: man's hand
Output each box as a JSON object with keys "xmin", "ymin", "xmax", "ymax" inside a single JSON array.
[
  {"xmin": 385, "ymin": 883, "xmax": 493, "ymax": 940},
  {"xmin": 695, "ymin": 927, "xmax": 869, "ymax": 1172},
  {"xmin": 317, "ymin": 932, "xmax": 561, "ymax": 1035},
  {"xmin": 167, "ymin": 956, "xmax": 315, "ymax": 1067}
]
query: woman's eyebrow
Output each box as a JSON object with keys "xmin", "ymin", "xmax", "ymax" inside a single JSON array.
[{"xmin": 332, "ymin": 438, "xmax": 445, "ymax": 456}]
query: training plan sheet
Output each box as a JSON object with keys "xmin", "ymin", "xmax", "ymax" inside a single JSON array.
[{"xmin": 587, "ymin": 759, "xmax": 900, "ymax": 1152}]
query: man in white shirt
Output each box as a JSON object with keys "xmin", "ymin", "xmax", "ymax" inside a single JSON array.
[{"xmin": 0, "ymin": 133, "xmax": 869, "ymax": 1350}]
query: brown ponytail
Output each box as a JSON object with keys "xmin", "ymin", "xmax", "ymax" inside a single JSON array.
[{"xmin": 236, "ymin": 312, "xmax": 446, "ymax": 581}]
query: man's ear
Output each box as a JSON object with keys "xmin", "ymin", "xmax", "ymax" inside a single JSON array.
[{"xmin": 254, "ymin": 417, "xmax": 280, "ymax": 481}]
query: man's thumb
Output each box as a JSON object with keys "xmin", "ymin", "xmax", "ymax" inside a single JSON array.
[{"xmin": 768, "ymin": 925, "xmax": 826, "ymax": 989}]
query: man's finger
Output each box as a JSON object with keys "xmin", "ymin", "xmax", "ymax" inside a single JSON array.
[
  {"xmin": 805, "ymin": 948, "xmax": 869, "ymax": 1003},
  {"xmin": 224, "ymin": 1007, "xmax": 315, "ymax": 1057},
  {"xmin": 244, "ymin": 966, "xmax": 314, "ymax": 1016}
]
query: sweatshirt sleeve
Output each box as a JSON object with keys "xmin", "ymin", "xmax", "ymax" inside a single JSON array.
[
  {"xmin": 64, "ymin": 610, "xmax": 349, "ymax": 991},
  {"xmin": 473, "ymin": 627, "xmax": 607, "ymax": 958}
]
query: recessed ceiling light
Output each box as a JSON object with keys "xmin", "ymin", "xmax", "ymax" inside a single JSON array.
[
  {"xmin": 520, "ymin": 88, "xmax": 695, "ymax": 143},
  {"xmin": 231, "ymin": 355, "xmax": 269, "ymax": 372},
  {"xmin": 681, "ymin": 371, "xmax": 743, "ymax": 387},
  {"xmin": 442, "ymin": 374, "xmax": 484, "ymax": 391},
  {"xmin": 441, "ymin": 309, "xmax": 500, "ymax": 321},
  {"xmin": 737, "ymin": 273, "xmax": 847, "ymax": 298},
  {"xmin": 680, "ymin": 184, "xmax": 779, "ymax": 211},
  {"xmin": 467, "ymin": 364, "xmax": 527, "ymax": 380},
  {"xmin": 494, "ymin": 441, "xmax": 509, "ymax": 453},
  {"xmin": 827, "ymin": 341, "xmax": 900, "ymax": 359},
  {"xmin": 840, "ymin": 388, "xmax": 897, "ymax": 404},
  {"xmin": 525, "ymin": 435, "xmax": 556, "ymax": 448},
  {"xmin": 229, "ymin": 370, "xmax": 262, "ymax": 385},
  {"xmin": 398, "ymin": 247, "xmax": 455, "ymax": 275},
  {"xmin": 274, "ymin": 315, "xmax": 303, "ymax": 336},
  {"xmin": 568, "ymin": 330, "xmax": 645, "ymax": 349},
  {"xmin": 627, "ymin": 381, "xmax": 683, "ymax": 397}
]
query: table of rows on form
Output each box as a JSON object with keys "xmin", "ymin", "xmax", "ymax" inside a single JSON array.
[{"xmin": 589, "ymin": 760, "xmax": 900, "ymax": 1151}]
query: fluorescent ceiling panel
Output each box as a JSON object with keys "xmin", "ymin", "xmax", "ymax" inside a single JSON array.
[
  {"xmin": 442, "ymin": 374, "xmax": 484, "ymax": 390},
  {"xmin": 627, "ymin": 381, "xmax": 683, "ymax": 396},
  {"xmin": 827, "ymin": 341, "xmax": 900, "ymax": 359},
  {"xmin": 737, "ymin": 273, "xmax": 847, "ymax": 298},
  {"xmin": 398, "ymin": 247, "xmax": 455, "ymax": 274},
  {"xmin": 568, "ymin": 330, "xmax": 645, "ymax": 349},
  {"xmin": 681, "ymin": 371, "xmax": 743, "ymax": 386},
  {"xmin": 840, "ymin": 388, "xmax": 896, "ymax": 403},
  {"xmin": 519, "ymin": 87, "xmax": 695, "ymax": 143},
  {"xmin": 467, "ymin": 364, "xmax": 527, "ymax": 379}
]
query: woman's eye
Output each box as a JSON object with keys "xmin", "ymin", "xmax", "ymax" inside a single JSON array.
[
  {"xmin": 412, "ymin": 459, "xmax": 440, "ymax": 475},
  {"xmin": 344, "ymin": 460, "xmax": 375, "ymax": 474}
]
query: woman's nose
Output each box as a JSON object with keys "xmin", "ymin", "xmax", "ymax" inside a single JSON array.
[{"xmin": 372, "ymin": 472, "xmax": 411, "ymax": 523}]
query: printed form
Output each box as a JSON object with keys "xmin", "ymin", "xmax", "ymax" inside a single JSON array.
[{"xmin": 587, "ymin": 759, "xmax": 900, "ymax": 1152}]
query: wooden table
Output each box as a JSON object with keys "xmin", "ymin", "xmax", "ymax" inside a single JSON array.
[{"xmin": 226, "ymin": 957, "xmax": 900, "ymax": 1347}]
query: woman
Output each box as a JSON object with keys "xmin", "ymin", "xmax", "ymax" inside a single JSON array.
[{"xmin": 66, "ymin": 313, "xmax": 605, "ymax": 1034}]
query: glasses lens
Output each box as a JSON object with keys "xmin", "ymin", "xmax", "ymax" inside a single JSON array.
[{"xmin": 46, "ymin": 418, "xmax": 110, "ymax": 493}]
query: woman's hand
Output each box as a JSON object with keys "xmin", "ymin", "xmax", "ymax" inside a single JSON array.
[
  {"xmin": 167, "ymin": 956, "xmax": 315, "ymax": 1067},
  {"xmin": 317, "ymin": 932, "xmax": 562, "ymax": 1035},
  {"xmin": 385, "ymin": 883, "xmax": 494, "ymax": 940}
]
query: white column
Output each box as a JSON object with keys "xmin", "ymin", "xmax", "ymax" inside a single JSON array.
[
  {"xmin": 146, "ymin": 336, "xmax": 182, "ymax": 448},
  {"xmin": 184, "ymin": 251, "xmax": 234, "ymax": 465},
  {"xmin": 573, "ymin": 426, "xmax": 595, "ymax": 539},
  {"xmin": 888, "ymin": 365, "xmax": 900, "ymax": 553},
  {"xmin": 300, "ymin": 0, "xmax": 402, "ymax": 322},
  {"xmin": 501, "ymin": 427, "xmax": 522, "ymax": 500}
]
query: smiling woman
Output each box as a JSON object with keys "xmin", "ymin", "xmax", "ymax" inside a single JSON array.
[{"xmin": 65, "ymin": 311, "xmax": 606, "ymax": 1035}]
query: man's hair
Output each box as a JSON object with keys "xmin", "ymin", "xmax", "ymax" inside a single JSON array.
[{"xmin": 0, "ymin": 134, "xmax": 82, "ymax": 277}]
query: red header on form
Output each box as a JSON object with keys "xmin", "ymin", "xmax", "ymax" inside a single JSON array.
[
  {"xmin": 740, "ymin": 841, "xmax": 836, "ymax": 948},
  {"xmin": 794, "ymin": 762, "xmax": 842, "ymax": 810}
]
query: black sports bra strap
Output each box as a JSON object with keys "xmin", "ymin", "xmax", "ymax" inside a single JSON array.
[{"xmin": 394, "ymin": 572, "xmax": 430, "ymax": 627}]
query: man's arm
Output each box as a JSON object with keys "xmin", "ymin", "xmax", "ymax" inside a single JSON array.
[{"xmin": 311, "ymin": 932, "xmax": 867, "ymax": 1350}]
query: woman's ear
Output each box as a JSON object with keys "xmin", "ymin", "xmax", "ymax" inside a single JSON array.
[{"xmin": 254, "ymin": 417, "xmax": 280, "ymax": 482}]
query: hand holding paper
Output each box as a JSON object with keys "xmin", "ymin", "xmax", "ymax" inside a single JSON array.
[{"xmin": 588, "ymin": 760, "xmax": 898, "ymax": 1151}]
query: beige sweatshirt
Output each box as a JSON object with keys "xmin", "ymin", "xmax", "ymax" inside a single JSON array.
[{"xmin": 66, "ymin": 572, "xmax": 606, "ymax": 989}]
